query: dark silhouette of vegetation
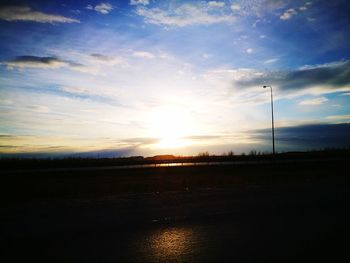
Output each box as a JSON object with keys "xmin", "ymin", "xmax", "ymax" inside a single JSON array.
[
  {"xmin": 198, "ymin": 151, "xmax": 210, "ymax": 157},
  {"xmin": 1, "ymin": 148, "xmax": 350, "ymax": 171}
]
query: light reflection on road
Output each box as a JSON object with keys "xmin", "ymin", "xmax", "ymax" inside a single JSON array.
[
  {"xmin": 136, "ymin": 227, "xmax": 198, "ymax": 262},
  {"xmin": 150, "ymin": 228, "xmax": 194, "ymax": 257}
]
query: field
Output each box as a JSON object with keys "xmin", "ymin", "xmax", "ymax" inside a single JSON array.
[{"xmin": 1, "ymin": 158, "xmax": 350, "ymax": 262}]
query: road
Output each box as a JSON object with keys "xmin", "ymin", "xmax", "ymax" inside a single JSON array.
[{"xmin": 1, "ymin": 160, "xmax": 350, "ymax": 262}]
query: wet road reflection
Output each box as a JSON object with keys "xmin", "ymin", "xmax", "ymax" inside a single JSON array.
[
  {"xmin": 135, "ymin": 227, "xmax": 199, "ymax": 262},
  {"xmin": 149, "ymin": 228, "xmax": 194, "ymax": 258}
]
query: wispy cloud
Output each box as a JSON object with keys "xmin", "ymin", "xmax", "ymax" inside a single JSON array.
[
  {"xmin": 135, "ymin": 3, "xmax": 235, "ymax": 27},
  {"xmin": 230, "ymin": 4, "xmax": 241, "ymax": 11},
  {"xmin": 299, "ymin": 97, "xmax": 328, "ymax": 105},
  {"xmin": 280, "ymin": 2, "xmax": 311, "ymax": 20},
  {"xmin": 229, "ymin": 0, "xmax": 288, "ymax": 17},
  {"xmin": 60, "ymin": 86, "xmax": 92, "ymax": 95},
  {"xmin": 280, "ymin": 8, "xmax": 297, "ymax": 20},
  {"xmin": 2, "ymin": 123, "xmax": 349, "ymax": 157},
  {"xmin": 132, "ymin": 51, "xmax": 155, "ymax": 59},
  {"xmin": 264, "ymin": 58, "xmax": 279, "ymax": 64},
  {"xmin": 89, "ymin": 53, "xmax": 123, "ymax": 65},
  {"xmin": 0, "ymin": 5, "xmax": 79, "ymax": 23},
  {"xmin": 86, "ymin": 3, "xmax": 113, "ymax": 14},
  {"xmin": 202, "ymin": 53, "xmax": 211, "ymax": 59},
  {"xmin": 0, "ymin": 99, "xmax": 13, "ymax": 105},
  {"xmin": 234, "ymin": 60, "xmax": 350, "ymax": 93},
  {"xmin": 252, "ymin": 123, "xmax": 350, "ymax": 151},
  {"xmin": 130, "ymin": 0, "xmax": 149, "ymax": 6},
  {"xmin": 208, "ymin": 1, "xmax": 225, "ymax": 8},
  {"xmin": 1, "ymin": 56, "xmax": 85, "ymax": 71},
  {"xmin": 26, "ymin": 105, "xmax": 50, "ymax": 113},
  {"xmin": 326, "ymin": 114, "xmax": 350, "ymax": 120},
  {"xmin": 2, "ymin": 56, "xmax": 69, "ymax": 69}
]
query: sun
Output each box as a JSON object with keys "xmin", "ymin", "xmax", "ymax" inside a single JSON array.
[{"xmin": 150, "ymin": 106, "xmax": 193, "ymax": 149}]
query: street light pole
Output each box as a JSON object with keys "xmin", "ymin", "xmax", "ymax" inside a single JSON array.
[{"xmin": 263, "ymin": 85, "xmax": 275, "ymax": 155}]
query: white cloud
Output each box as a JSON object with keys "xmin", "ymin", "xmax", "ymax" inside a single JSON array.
[
  {"xmin": 264, "ymin": 58, "xmax": 279, "ymax": 64},
  {"xmin": 26, "ymin": 105, "xmax": 50, "ymax": 113},
  {"xmin": 130, "ymin": 0, "xmax": 150, "ymax": 6},
  {"xmin": 86, "ymin": 3, "xmax": 113, "ymax": 14},
  {"xmin": 299, "ymin": 97, "xmax": 328, "ymax": 105},
  {"xmin": 208, "ymin": 1, "xmax": 225, "ymax": 8},
  {"xmin": 230, "ymin": 4, "xmax": 241, "ymax": 11},
  {"xmin": 89, "ymin": 54, "xmax": 123, "ymax": 66},
  {"xmin": 60, "ymin": 85, "xmax": 114, "ymax": 97},
  {"xmin": 280, "ymin": 2, "xmax": 310, "ymax": 21},
  {"xmin": 132, "ymin": 51, "xmax": 155, "ymax": 59},
  {"xmin": 245, "ymin": 48, "xmax": 253, "ymax": 54},
  {"xmin": 0, "ymin": 6, "xmax": 79, "ymax": 23},
  {"xmin": 61, "ymin": 86, "xmax": 89, "ymax": 95},
  {"xmin": 202, "ymin": 53, "xmax": 211, "ymax": 59},
  {"xmin": 326, "ymin": 115, "xmax": 350, "ymax": 120},
  {"xmin": 0, "ymin": 99, "xmax": 13, "ymax": 105},
  {"xmin": 226, "ymin": 0, "xmax": 288, "ymax": 17},
  {"xmin": 135, "ymin": 3, "xmax": 235, "ymax": 27},
  {"xmin": 280, "ymin": 8, "xmax": 297, "ymax": 20}
]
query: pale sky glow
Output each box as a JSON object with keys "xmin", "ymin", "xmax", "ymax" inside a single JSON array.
[{"xmin": 0, "ymin": 0, "xmax": 350, "ymax": 157}]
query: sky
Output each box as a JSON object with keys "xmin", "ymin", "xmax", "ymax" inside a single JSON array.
[{"xmin": 0, "ymin": 0, "xmax": 350, "ymax": 157}]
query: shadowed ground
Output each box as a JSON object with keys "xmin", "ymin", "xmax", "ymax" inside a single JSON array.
[{"xmin": 1, "ymin": 159, "xmax": 350, "ymax": 262}]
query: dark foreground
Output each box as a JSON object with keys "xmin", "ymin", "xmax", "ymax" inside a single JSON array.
[{"xmin": 1, "ymin": 159, "xmax": 350, "ymax": 262}]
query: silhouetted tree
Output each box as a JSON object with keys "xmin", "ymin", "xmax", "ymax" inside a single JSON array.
[
  {"xmin": 198, "ymin": 151, "xmax": 209, "ymax": 157},
  {"xmin": 227, "ymin": 151, "xmax": 235, "ymax": 156}
]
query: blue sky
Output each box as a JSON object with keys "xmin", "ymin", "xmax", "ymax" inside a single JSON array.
[{"xmin": 0, "ymin": 0, "xmax": 350, "ymax": 157}]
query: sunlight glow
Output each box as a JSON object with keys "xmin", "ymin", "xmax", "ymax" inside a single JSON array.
[{"xmin": 150, "ymin": 105, "xmax": 194, "ymax": 149}]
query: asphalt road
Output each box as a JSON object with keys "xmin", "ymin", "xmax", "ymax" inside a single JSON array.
[
  {"xmin": 2, "ymin": 184, "xmax": 350, "ymax": 262},
  {"xmin": 1, "ymin": 160, "xmax": 350, "ymax": 262}
]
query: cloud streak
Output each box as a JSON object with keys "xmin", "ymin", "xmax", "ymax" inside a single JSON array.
[
  {"xmin": 132, "ymin": 51, "xmax": 155, "ymax": 59},
  {"xmin": 280, "ymin": 2, "xmax": 311, "ymax": 20},
  {"xmin": 1, "ymin": 56, "xmax": 85, "ymax": 71},
  {"xmin": 208, "ymin": 1, "xmax": 225, "ymax": 8},
  {"xmin": 86, "ymin": 3, "xmax": 113, "ymax": 14},
  {"xmin": 135, "ymin": 3, "xmax": 235, "ymax": 27},
  {"xmin": 252, "ymin": 123, "xmax": 350, "ymax": 150},
  {"xmin": 280, "ymin": 8, "xmax": 297, "ymax": 20},
  {"xmin": 299, "ymin": 97, "xmax": 328, "ymax": 105},
  {"xmin": 130, "ymin": 0, "xmax": 149, "ymax": 6},
  {"xmin": 2, "ymin": 123, "xmax": 349, "ymax": 157},
  {"xmin": 89, "ymin": 53, "xmax": 122, "ymax": 65},
  {"xmin": 0, "ymin": 6, "xmax": 79, "ymax": 23},
  {"xmin": 234, "ymin": 60, "xmax": 350, "ymax": 93},
  {"xmin": 264, "ymin": 58, "xmax": 279, "ymax": 64}
]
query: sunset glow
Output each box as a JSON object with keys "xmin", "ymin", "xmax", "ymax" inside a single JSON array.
[{"xmin": 150, "ymin": 106, "xmax": 194, "ymax": 149}]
